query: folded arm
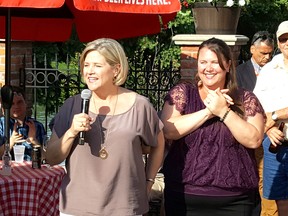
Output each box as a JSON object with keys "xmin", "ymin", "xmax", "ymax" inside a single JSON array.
[{"xmin": 161, "ymin": 102, "xmax": 213, "ymax": 140}]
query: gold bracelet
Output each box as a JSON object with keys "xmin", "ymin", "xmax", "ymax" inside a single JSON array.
[
  {"xmin": 220, "ymin": 108, "xmax": 231, "ymax": 122},
  {"xmin": 146, "ymin": 178, "xmax": 155, "ymax": 183}
]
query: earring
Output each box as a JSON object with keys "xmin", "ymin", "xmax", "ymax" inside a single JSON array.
[{"xmin": 113, "ymin": 74, "xmax": 118, "ymax": 83}]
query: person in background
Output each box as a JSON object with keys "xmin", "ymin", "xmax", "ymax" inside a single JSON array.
[
  {"xmin": 236, "ymin": 31, "xmax": 277, "ymax": 216},
  {"xmin": 0, "ymin": 86, "xmax": 46, "ymax": 161},
  {"xmin": 254, "ymin": 20, "xmax": 288, "ymax": 216},
  {"xmin": 161, "ymin": 37, "xmax": 266, "ymax": 216},
  {"xmin": 46, "ymin": 38, "xmax": 165, "ymax": 216},
  {"xmin": 236, "ymin": 30, "xmax": 274, "ymax": 91}
]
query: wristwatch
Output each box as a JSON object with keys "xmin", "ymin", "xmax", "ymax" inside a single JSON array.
[{"xmin": 272, "ymin": 111, "xmax": 278, "ymax": 121}]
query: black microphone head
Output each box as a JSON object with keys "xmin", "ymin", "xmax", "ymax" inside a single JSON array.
[
  {"xmin": 81, "ymin": 89, "xmax": 92, "ymax": 100},
  {"xmin": 79, "ymin": 89, "xmax": 92, "ymax": 145},
  {"xmin": 1, "ymin": 85, "xmax": 14, "ymax": 109}
]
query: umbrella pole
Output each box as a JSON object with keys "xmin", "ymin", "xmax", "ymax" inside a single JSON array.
[
  {"xmin": 5, "ymin": 8, "xmax": 11, "ymax": 85},
  {"xmin": 4, "ymin": 9, "xmax": 11, "ymax": 153},
  {"xmin": 1, "ymin": 85, "xmax": 13, "ymax": 175},
  {"xmin": 1, "ymin": 10, "xmax": 12, "ymax": 175}
]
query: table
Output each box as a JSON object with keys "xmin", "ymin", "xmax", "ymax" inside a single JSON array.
[{"xmin": 0, "ymin": 161, "xmax": 66, "ymax": 216}]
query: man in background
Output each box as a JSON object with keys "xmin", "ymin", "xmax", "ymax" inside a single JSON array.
[
  {"xmin": 237, "ymin": 30, "xmax": 274, "ymax": 91},
  {"xmin": 254, "ymin": 21, "xmax": 288, "ymax": 216},
  {"xmin": 236, "ymin": 31, "xmax": 277, "ymax": 216}
]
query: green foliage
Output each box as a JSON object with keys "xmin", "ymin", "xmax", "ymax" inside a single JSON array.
[
  {"xmin": 120, "ymin": 0, "xmax": 288, "ymax": 76},
  {"xmin": 238, "ymin": 0, "xmax": 288, "ymax": 60},
  {"xmin": 169, "ymin": 9, "xmax": 194, "ymax": 34},
  {"xmin": 33, "ymin": 27, "xmax": 85, "ymax": 67},
  {"xmin": 32, "ymin": 33, "xmax": 85, "ymax": 115}
]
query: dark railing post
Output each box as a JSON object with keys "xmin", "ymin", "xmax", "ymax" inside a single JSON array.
[{"xmin": 24, "ymin": 52, "xmax": 180, "ymax": 133}]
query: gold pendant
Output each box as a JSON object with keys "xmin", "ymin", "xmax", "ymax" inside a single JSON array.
[{"xmin": 99, "ymin": 146, "xmax": 108, "ymax": 159}]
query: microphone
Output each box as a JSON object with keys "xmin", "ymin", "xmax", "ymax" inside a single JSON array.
[
  {"xmin": 1, "ymin": 85, "xmax": 14, "ymax": 144},
  {"xmin": 1, "ymin": 85, "xmax": 14, "ymax": 109},
  {"xmin": 79, "ymin": 89, "xmax": 92, "ymax": 145}
]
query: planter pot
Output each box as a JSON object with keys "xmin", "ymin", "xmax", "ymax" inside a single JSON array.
[{"xmin": 192, "ymin": 2, "xmax": 241, "ymax": 34}]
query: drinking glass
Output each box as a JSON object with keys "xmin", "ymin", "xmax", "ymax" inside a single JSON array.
[{"xmin": 13, "ymin": 144, "xmax": 25, "ymax": 163}]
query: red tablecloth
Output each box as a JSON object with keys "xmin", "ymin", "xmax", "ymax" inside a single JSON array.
[{"xmin": 0, "ymin": 161, "xmax": 65, "ymax": 216}]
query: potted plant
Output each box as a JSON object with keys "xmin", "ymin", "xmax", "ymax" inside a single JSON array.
[
  {"xmin": 181, "ymin": 0, "xmax": 249, "ymax": 34},
  {"xmin": 181, "ymin": 0, "xmax": 249, "ymax": 7}
]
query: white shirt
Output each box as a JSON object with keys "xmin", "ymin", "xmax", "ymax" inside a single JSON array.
[
  {"xmin": 251, "ymin": 58, "xmax": 261, "ymax": 75},
  {"xmin": 254, "ymin": 53, "xmax": 288, "ymax": 139},
  {"xmin": 254, "ymin": 53, "xmax": 288, "ymax": 111}
]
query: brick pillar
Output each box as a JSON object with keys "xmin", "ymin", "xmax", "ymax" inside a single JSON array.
[
  {"xmin": 180, "ymin": 46, "xmax": 199, "ymax": 82},
  {"xmin": 0, "ymin": 40, "xmax": 32, "ymax": 86},
  {"xmin": 173, "ymin": 34, "xmax": 249, "ymax": 82},
  {"xmin": 0, "ymin": 40, "xmax": 33, "ymax": 116},
  {"xmin": 0, "ymin": 43, "xmax": 6, "ymax": 87}
]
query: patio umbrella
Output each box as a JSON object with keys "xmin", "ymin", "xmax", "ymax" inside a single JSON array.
[{"xmin": 0, "ymin": 0, "xmax": 181, "ymax": 84}]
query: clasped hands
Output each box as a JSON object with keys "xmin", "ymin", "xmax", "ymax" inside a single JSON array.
[
  {"xmin": 10, "ymin": 120, "xmax": 37, "ymax": 147},
  {"xmin": 203, "ymin": 88, "xmax": 234, "ymax": 117}
]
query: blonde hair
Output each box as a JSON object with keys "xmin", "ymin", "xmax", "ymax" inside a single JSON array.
[{"xmin": 80, "ymin": 38, "xmax": 129, "ymax": 86}]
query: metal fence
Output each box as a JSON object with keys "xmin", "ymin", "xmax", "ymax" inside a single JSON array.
[{"xmin": 21, "ymin": 53, "xmax": 180, "ymax": 133}]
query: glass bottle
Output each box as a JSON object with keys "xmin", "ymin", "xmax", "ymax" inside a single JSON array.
[
  {"xmin": 269, "ymin": 122, "xmax": 285, "ymax": 154},
  {"xmin": 1, "ymin": 142, "xmax": 12, "ymax": 175}
]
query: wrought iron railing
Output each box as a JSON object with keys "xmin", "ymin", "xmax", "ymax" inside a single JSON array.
[{"xmin": 22, "ymin": 53, "xmax": 180, "ymax": 133}]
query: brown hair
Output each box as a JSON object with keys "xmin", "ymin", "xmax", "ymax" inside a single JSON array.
[{"xmin": 11, "ymin": 86, "xmax": 26, "ymax": 100}]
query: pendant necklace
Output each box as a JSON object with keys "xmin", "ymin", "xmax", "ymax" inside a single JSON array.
[{"xmin": 95, "ymin": 89, "xmax": 118, "ymax": 160}]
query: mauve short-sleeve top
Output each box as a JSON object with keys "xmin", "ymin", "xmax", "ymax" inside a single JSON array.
[{"xmin": 53, "ymin": 93, "xmax": 163, "ymax": 216}]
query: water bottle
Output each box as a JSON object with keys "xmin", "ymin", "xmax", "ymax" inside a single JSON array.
[{"xmin": 1, "ymin": 146, "xmax": 12, "ymax": 175}]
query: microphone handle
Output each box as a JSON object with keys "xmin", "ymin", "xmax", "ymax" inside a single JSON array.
[
  {"xmin": 79, "ymin": 132, "xmax": 85, "ymax": 145},
  {"xmin": 81, "ymin": 99, "xmax": 90, "ymax": 114},
  {"xmin": 79, "ymin": 99, "xmax": 90, "ymax": 145}
]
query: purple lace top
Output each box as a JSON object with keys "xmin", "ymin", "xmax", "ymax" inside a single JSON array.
[{"xmin": 163, "ymin": 83, "xmax": 265, "ymax": 196}]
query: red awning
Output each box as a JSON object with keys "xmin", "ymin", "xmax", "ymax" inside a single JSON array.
[{"xmin": 0, "ymin": 0, "xmax": 181, "ymax": 42}]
